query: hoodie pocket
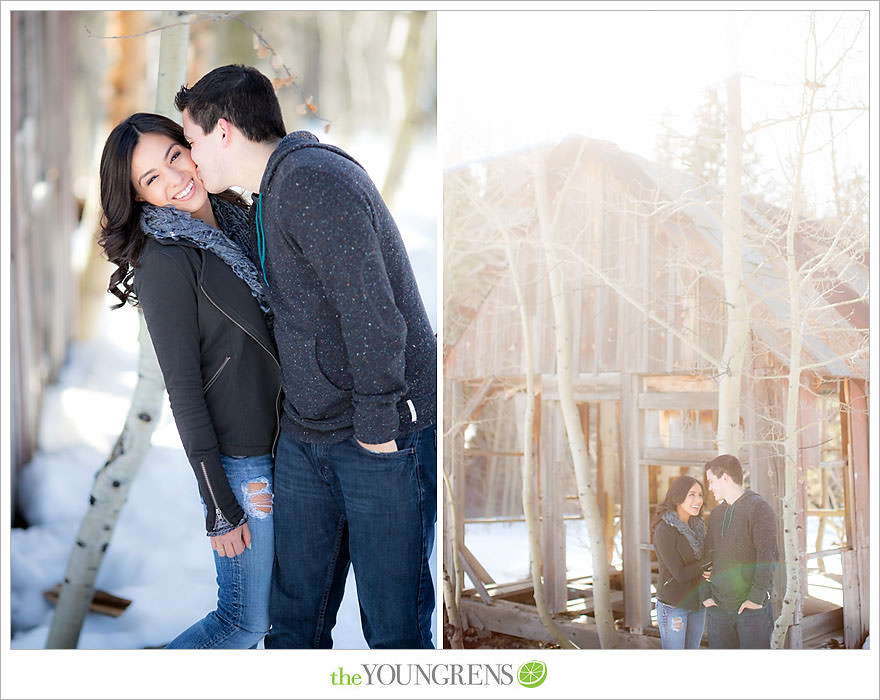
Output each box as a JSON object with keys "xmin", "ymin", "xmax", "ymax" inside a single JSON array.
[{"xmin": 283, "ymin": 333, "xmax": 351, "ymax": 421}]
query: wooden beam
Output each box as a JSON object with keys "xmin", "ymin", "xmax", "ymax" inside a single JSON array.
[
  {"xmin": 641, "ymin": 447, "xmax": 722, "ymax": 466},
  {"xmin": 638, "ymin": 391, "xmax": 719, "ymax": 410},
  {"xmin": 460, "ymin": 542, "xmax": 495, "ymax": 585},
  {"xmin": 540, "ymin": 373, "xmax": 623, "ymax": 401},
  {"xmin": 801, "ymin": 606, "xmax": 844, "ymax": 644},
  {"xmin": 540, "ymin": 391, "xmax": 622, "ymax": 404},
  {"xmin": 460, "ymin": 597, "xmax": 660, "ymax": 649},
  {"xmin": 454, "ymin": 377, "xmax": 494, "ymax": 437},
  {"xmin": 463, "ymin": 449, "xmax": 524, "ymax": 458},
  {"xmin": 804, "ymin": 509, "xmax": 846, "ymax": 518},
  {"xmin": 804, "ymin": 547, "xmax": 847, "ymax": 560},
  {"xmin": 459, "ymin": 552, "xmax": 493, "ymax": 604}
]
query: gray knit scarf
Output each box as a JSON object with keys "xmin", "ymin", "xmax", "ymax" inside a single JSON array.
[
  {"xmin": 139, "ymin": 196, "xmax": 269, "ymax": 314},
  {"xmin": 661, "ymin": 510, "xmax": 706, "ymax": 559}
]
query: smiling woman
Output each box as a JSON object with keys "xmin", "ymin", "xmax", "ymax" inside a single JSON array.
[
  {"xmin": 95, "ymin": 112, "xmax": 282, "ymax": 648},
  {"xmin": 650, "ymin": 475, "xmax": 711, "ymax": 649},
  {"xmin": 130, "ymin": 132, "xmax": 213, "ymax": 223}
]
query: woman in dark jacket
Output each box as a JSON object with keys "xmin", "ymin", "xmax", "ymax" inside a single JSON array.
[
  {"xmin": 651, "ymin": 475, "xmax": 710, "ymax": 649},
  {"xmin": 98, "ymin": 113, "xmax": 280, "ymax": 648}
]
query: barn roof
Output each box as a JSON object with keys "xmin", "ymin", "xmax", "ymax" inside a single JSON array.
[{"xmin": 444, "ymin": 134, "xmax": 868, "ymax": 378}]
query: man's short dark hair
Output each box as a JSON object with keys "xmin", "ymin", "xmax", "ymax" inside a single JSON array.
[
  {"xmin": 175, "ymin": 64, "xmax": 286, "ymax": 143},
  {"xmin": 704, "ymin": 454, "xmax": 744, "ymax": 486}
]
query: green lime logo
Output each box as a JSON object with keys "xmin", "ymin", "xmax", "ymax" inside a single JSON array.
[{"xmin": 517, "ymin": 660, "xmax": 547, "ymax": 688}]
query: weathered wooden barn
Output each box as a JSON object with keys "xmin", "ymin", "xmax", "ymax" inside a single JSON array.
[
  {"xmin": 443, "ymin": 135, "xmax": 869, "ymax": 649},
  {"xmin": 10, "ymin": 11, "xmax": 80, "ymax": 504}
]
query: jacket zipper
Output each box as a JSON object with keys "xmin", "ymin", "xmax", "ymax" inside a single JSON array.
[
  {"xmin": 203, "ymin": 355, "xmax": 231, "ymax": 392},
  {"xmin": 200, "ymin": 284, "xmax": 282, "ymax": 457},
  {"xmin": 200, "ymin": 459, "xmax": 232, "ymax": 531}
]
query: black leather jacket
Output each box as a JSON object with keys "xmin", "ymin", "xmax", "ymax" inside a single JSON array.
[
  {"xmin": 654, "ymin": 518, "xmax": 710, "ymax": 610},
  {"xmin": 134, "ymin": 236, "xmax": 280, "ymax": 535}
]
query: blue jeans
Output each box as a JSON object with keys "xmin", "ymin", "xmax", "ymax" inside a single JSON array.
[
  {"xmin": 706, "ymin": 602, "xmax": 773, "ymax": 648},
  {"xmin": 166, "ymin": 454, "xmax": 274, "ymax": 649},
  {"xmin": 265, "ymin": 425, "xmax": 436, "ymax": 649},
  {"xmin": 656, "ymin": 600, "xmax": 706, "ymax": 649}
]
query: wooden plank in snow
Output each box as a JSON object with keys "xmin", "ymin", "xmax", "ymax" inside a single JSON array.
[{"xmin": 44, "ymin": 584, "xmax": 131, "ymax": 618}]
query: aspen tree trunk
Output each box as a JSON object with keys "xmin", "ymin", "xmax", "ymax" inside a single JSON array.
[
  {"xmin": 771, "ymin": 76, "xmax": 821, "ymax": 651},
  {"xmin": 500, "ymin": 225, "xmax": 576, "ymax": 649},
  {"xmin": 441, "ymin": 467, "xmax": 464, "ymax": 648},
  {"xmin": 381, "ymin": 10, "xmax": 428, "ymax": 205},
  {"xmin": 716, "ymin": 74, "xmax": 748, "ymax": 456},
  {"xmin": 77, "ymin": 11, "xmax": 150, "ymax": 342},
  {"xmin": 532, "ymin": 157, "xmax": 617, "ymax": 649},
  {"xmin": 46, "ymin": 12, "xmax": 188, "ymax": 648}
]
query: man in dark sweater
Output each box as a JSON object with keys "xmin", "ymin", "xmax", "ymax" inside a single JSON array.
[
  {"xmin": 175, "ymin": 65, "xmax": 437, "ymax": 648},
  {"xmin": 701, "ymin": 454, "xmax": 780, "ymax": 648}
]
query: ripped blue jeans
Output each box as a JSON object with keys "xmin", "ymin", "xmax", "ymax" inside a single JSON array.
[
  {"xmin": 166, "ymin": 453, "xmax": 274, "ymax": 649},
  {"xmin": 656, "ymin": 600, "xmax": 706, "ymax": 649}
]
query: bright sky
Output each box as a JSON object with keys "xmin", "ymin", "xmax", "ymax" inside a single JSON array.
[{"xmin": 439, "ymin": 8, "xmax": 870, "ymax": 210}]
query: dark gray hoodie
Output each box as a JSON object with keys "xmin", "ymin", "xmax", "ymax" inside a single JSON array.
[
  {"xmin": 250, "ymin": 131, "xmax": 436, "ymax": 445},
  {"xmin": 702, "ymin": 489, "xmax": 780, "ymax": 610}
]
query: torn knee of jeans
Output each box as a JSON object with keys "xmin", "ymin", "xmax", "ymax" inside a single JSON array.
[
  {"xmin": 671, "ymin": 616, "xmax": 683, "ymax": 632},
  {"xmin": 240, "ymin": 477, "xmax": 273, "ymax": 519}
]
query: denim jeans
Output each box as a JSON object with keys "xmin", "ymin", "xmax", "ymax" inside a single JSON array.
[
  {"xmin": 706, "ymin": 601, "xmax": 773, "ymax": 648},
  {"xmin": 656, "ymin": 600, "xmax": 706, "ymax": 649},
  {"xmin": 265, "ymin": 425, "xmax": 436, "ymax": 649},
  {"xmin": 166, "ymin": 453, "xmax": 274, "ymax": 649}
]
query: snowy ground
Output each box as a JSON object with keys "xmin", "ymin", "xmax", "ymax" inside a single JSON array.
[{"xmin": 9, "ymin": 130, "xmax": 438, "ymax": 650}]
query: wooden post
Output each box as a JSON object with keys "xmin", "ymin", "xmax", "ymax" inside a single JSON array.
[
  {"xmin": 598, "ymin": 401, "xmax": 620, "ymax": 566},
  {"xmin": 841, "ymin": 378, "xmax": 869, "ymax": 648},
  {"xmin": 621, "ymin": 372, "xmax": 648, "ymax": 632},
  {"xmin": 541, "ymin": 401, "xmax": 566, "ymax": 613}
]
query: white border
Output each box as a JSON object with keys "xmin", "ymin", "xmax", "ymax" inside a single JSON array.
[{"xmin": 3, "ymin": 3, "xmax": 878, "ymax": 700}]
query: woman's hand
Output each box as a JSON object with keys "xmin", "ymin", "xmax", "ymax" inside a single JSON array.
[{"xmin": 211, "ymin": 522, "xmax": 251, "ymax": 558}]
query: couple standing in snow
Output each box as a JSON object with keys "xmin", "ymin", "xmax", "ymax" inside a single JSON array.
[{"xmin": 99, "ymin": 65, "xmax": 436, "ymax": 649}]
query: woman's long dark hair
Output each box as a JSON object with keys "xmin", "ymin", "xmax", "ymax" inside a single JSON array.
[
  {"xmin": 97, "ymin": 112, "xmax": 244, "ymax": 308},
  {"xmin": 650, "ymin": 475, "xmax": 704, "ymax": 532}
]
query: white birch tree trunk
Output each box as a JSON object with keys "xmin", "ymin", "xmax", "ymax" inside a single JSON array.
[
  {"xmin": 716, "ymin": 74, "xmax": 748, "ymax": 456},
  {"xmin": 500, "ymin": 225, "xmax": 576, "ymax": 649},
  {"xmin": 441, "ymin": 467, "xmax": 464, "ymax": 648},
  {"xmin": 532, "ymin": 157, "xmax": 617, "ymax": 649},
  {"xmin": 45, "ymin": 316, "xmax": 165, "ymax": 648},
  {"xmin": 45, "ymin": 12, "xmax": 187, "ymax": 649},
  {"xmin": 381, "ymin": 10, "xmax": 428, "ymax": 205},
  {"xmin": 771, "ymin": 80, "xmax": 817, "ymax": 649}
]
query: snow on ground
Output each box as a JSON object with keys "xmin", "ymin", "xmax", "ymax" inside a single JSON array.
[
  {"xmin": 10, "ymin": 132, "xmax": 438, "ymax": 649},
  {"xmin": 464, "ymin": 519, "xmax": 608, "ymax": 585},
  {"xmin": 10, "ymin": 301, "xmax": 401, "ymax": 649}
]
